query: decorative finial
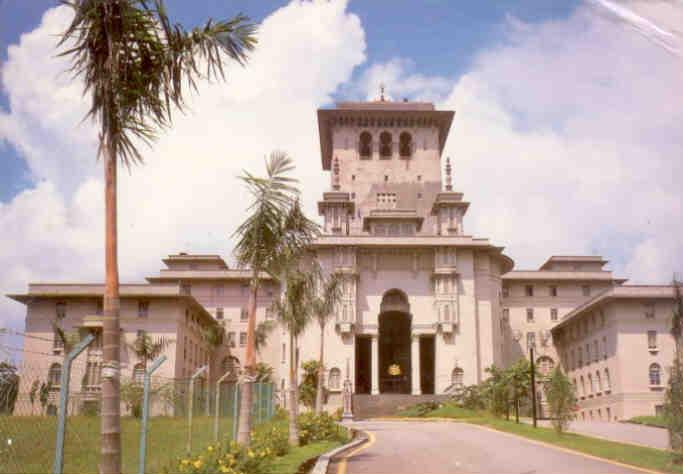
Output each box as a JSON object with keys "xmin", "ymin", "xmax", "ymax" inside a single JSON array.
[
  {"xmin": 380, "ymin": 83, "xmax": 385, "ymax": 101},
  {"xmin": 445, "ymin": 157, "xmax": 453, "ymax": 191},
  {"xmin": 332, "ymin": 156, "xmax": 340, "ymax": 190}
]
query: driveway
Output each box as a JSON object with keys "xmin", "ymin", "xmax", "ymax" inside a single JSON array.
[
  {"xmin": 331, "ymin": 421, "xmax": 647, "ymax": 474},
  {"xmin": 531, "ymin": 419, "xmax": 669, "ymax": 450}
]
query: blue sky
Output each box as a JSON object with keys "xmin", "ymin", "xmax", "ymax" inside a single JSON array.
[{"xmin": 0, "ymin": 0, "xmax": 580, "ymax": 203}]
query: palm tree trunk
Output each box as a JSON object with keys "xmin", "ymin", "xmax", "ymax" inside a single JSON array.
[
  {"xmin": 101, "ymin": 137, "xmax": 121, "ymax": 474},
  {"xmin": 288, "ymin": 331, "xmax": 299, "ymax": 445},
  {"xmin": 237, "ymin": 271, "xmax": 258, "ymax": 444},
  {"xmin": 315, "ymin": 322, "xmax": 325, "ymax": 414}
]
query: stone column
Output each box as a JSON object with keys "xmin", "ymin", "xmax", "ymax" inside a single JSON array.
[
  {"xmin": 371, "ymin": 335, "xmax": 379, "ymax": 395},
  {"xmin": 411, "ymin": 334, "xmax": 421, "ymax": 395}
]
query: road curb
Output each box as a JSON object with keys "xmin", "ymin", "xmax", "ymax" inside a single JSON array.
[{"xmin": 310, "ymin": 430, "xmax": 368, "ymax": 474}]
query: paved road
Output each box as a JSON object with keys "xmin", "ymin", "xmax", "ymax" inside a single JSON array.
[
  {"xmin": 532, "ymin": 419, "xmax": 669, "ymax": 450},
  {"xmin": 332, "ymin": 421, "xmax": 646, "ymax": 474}
]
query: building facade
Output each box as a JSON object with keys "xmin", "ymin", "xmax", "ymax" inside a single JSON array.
[{"xmin": 7, "ymin": 99, "xmax": 678, "ymax": 420}]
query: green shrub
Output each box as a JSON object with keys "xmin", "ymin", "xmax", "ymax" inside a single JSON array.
[
  {"xmin": 403, "ymin": 401, "xmax": 442, "ymax": 417},
  {"xmin": 297, "ymin": 411, "xmax": 348, "ymax": 446},
  {"xmin": 251, "ymin": 420, "xmax": 289, "ymax": 456},
  {"xmin": 161, "ymin": 439, "xmax": 274, "ymax": 474}
]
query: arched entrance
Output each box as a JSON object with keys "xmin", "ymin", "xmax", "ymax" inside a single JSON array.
[{"xmin": 379, "ymin": 289, "xmax": 411, "ymax": 394}]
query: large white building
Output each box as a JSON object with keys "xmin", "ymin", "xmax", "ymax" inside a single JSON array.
[{"xmin": 8, "ymin": 98, "xmax": 679, "ymax": 421}]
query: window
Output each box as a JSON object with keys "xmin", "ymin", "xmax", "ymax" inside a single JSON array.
[
  {"xmin": 604, "ymin": 368, "xmax": 611, "ymax": 391},
  {"xmin": 96, "ymin": 300, "xmax": 103, "ymax": 316},
  {"xmin": 588, "ymin": 374, "xmax": 594, "ymax": 394},
  {"xmin": 399, "ymin": 132, "xmax": 413, "ymax": 158},
  {"xmin": 593, "ymin": 340, "xmax": 599, "ymax": 362},
  {"xmin": 644, "ymin": 302, "xmax": 655, "ymax": 319},
  {"xmin": 138, "ymin": 301, "xmax": 149, "ymax": 318},
  {"xmin": 606, "ymin": 407, "xmax": 611, "ymax": 421},
  {"xmin": 443, "ymin": 305, "xmax": 451, "ymax": 322},
  {"xmin": 133, "ymin": 364, "xmax": 145, "ymax": 384},
  {"xmin": 84, "ymin": 361, "xmax": 100, "ymax": 387},
  {"xmin": 359, "ymin": 131, "xmax": 372, "ymax": 158},
  {"xmin": 600, "ymin": 310, "xmax": 606, "ymax": 327},
  {"xmin": 526, "ymin": 308, "xmax": 534, "ymax": 323},
  {"xmin": 216, "ymin": 307, "xmax": 224, "ymax": 320},
  {"xmin": 452, "ymin": 367, "xmax": 464, "ymax": 389},
  {"xmin": 240, "ymin": 308, "xmax": 248, "ymax": 322},
  {"xmin": 214, "ymin": 284, "xmax": 224, "ymax": 297},
  {"xmin": 53, "ymin": 326, "xmax": 64, "ymax": 349},
  {"xmin": 48, "ymin": 363, "xmax": 62, "ymax": 386},
  {"xmin": 137, "ymin": 329, "xmax": 147, "ymax": 340},
  {"xmin": 222, "ymin": 356, "xmax": 239, "ymax": 374},
  {"xmin": 550, "ymin": 308, "xmax": 558, "ymax": 321},
  {"xmin": 647, "ymin": 330, "xmax": 657, "ymax": 350},
  {"xmin": 596, "ymin": 371, "xmax": 602, "ymax": 392},
  {"xmin": 580, "ymin": 376, "xmax": 585, "ymax": 397},
  {"xmin": 227, "ymin": 332, "xmax": 236, "ymax": 348},
  {"xmin": 239, "ymin": 332, "xmax": 247, "ymax": 347},
  {"xmin": 376, "ymin": 192, "xmax": 397, "ymax": 209},
  {"xmin": 649, "ymin": 363, "xmax": 662, "ymax": 386},
  {"xmin": 582, "ymin": 285, "xmax": 591, "ymax": 297},
  {"xmin": 526, "ymin": 331, "xmax": 536, "ymax": 349},
  {"xmin": 602, "ymin": 336, "xmax": 607, "ymax": 359},
  {"xmin": 537, "ymin": 356, "xmax": 555, "ymax": 376},
  {"xmin": 180, "ymin": 282, "xmax": 191, "ymax": 295},
  {"xmin": 570, "ymin": 350, "xmax": 575, "ymax": 370},
  {"xmin": 281, "ymin": 343, "xmax": 286, "ymax": 364},
  {"xmin": 549, "ymin": 286, "xmax": 558, "ymax": 297},
  {"xmin": 502, "ymin": 308, "xmax": 510, "ymax": 321},
  {"xmin": 417, "ymin": 175, "xmax": 422, "ymax": 181},
  {"xmin": 525, "ymin": 285, "xmax": 534, "ymax": 297},
  {"xmin": 56, "ymin": 302, "xmax": 66, "ymax": 320},
  {"xmin": 502, "ymin": 286, "xmax": 509, "ymax": 298},
  {"xmin": 328, "ymin": 368, "xmax": 342, "ymax": 390},
  {"xmin": 585, "ymin": 343, "xmax": 591, "ymax": 365},
  {"xmin": 578, "ymin": 347, "xmax": 583, "ymax": 368},
  {"xmin": 379, "ymin": 131, "xmax": 392, "ymax": 158}
]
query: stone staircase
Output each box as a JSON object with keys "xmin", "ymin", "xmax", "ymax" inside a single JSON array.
[{"xmin": 352, "ymin": 394, "xmax": 451, "ymax": 419}]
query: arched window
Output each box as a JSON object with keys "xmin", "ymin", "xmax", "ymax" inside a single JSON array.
[
  {"xmin": 604, "ymin": 368, "xmax": 611, "ymax": 391},
  {"xmin": 328, "ymin": 368, "xmax": 341, "ymax": 390},
  {"xmin": 48, "ymin": 363, "xmax": 62, "ymax": 386},
  {"xmin": 133, "ymin": 363, "xmax": 145, "ymax": 384},
  {"xmin": 379, "ymin": 131, "xmax": 392, "ymax": 158},
  {"xmin": 649, "ymin": 363, "xmax": 661, "ymax": 386},
  {"xmin": 359, "ymin": 131, "xmax": 372, "ymax": 158},
  {"xmin": 596, "ymin": 371, "xmax": 602, "ymax": 392},
  {"xmin": 537, "ymin": 356, "xmax": 555, "ymax": 376},
  {"xmin": 588, "ymin": 374, "xmax": 594, "ymax": 394},
  {"xmin": 222, "ymin": 356, "xmax": 240, "ymax": 375},
  {"xmin": 580, "ymin": 376, "xmax": 585, "ymax": 397},
  {"xmin": 452, "ymin": 367, "xmax": 464, "ymax": 389},
  {"xmin": 443, "ymin": 305, "xmax": 451, "ymax": 322},
  {"xmin": 399, "ymin": 132, "xmax": 413, "ymax": 158}
]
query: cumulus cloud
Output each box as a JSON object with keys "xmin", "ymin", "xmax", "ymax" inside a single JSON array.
[{"xmin": 0, "ymin": 0, "xmax": 365, "ymax": 331}]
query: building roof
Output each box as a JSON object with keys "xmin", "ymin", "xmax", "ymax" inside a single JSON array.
[
  {"xmin": 162, "ymin": 253, "xmax": 229, "ymax": 269},
  {"xmin": 502, "ymin": 271, "xmax": 627, "ymax": 283},
  {"xmin": 317, "ymin": 101, "xmax": 454, "ymax": 170},
  {"xmin": 551, "ymin": 285, "xmax": 675, "ymax": 332},
  {"xmin": 6, "ymin": 283, "xmax": 216, "ymax": 325},
  {"xmin": 538, "ymin": 255, "xmax": 608, "ymax": 271},
  {"xmin": 146, "ymin": 269, "xmax": 273, "ymax": 283}
]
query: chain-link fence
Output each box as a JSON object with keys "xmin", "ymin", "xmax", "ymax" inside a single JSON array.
[{"xmin": 0, "ymin": 336, "xmax": 275, "ymax": 474}]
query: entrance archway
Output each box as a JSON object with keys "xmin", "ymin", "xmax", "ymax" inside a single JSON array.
[{"xmin": 379, "ymin": 289, "xmax": 411, "ymax": 394}]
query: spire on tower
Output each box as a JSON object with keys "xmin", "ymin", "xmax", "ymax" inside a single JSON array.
[
  {"xmin": 332, "ymin": 156, "xmax": 340, "ymax": 190},
  {"xmin": 380, "ymin": 83, "xmax": 385, "ymax": 101},
  {"xmin": 445, "ymin": 156, "xmax": 453, "ymax": 191}
]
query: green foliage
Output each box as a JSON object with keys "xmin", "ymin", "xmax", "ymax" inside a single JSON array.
[
  {"xmin": 296, "ymin": 412, "xmax": 348, "ymax": 446},
  {"xmin": 0, "ymin": 362, "xmax": 19, "ymax": 414},
  {"xmin": 298, "ymin": 360, "xmax": 324, "ymax": 409},
  {"xmin": 667, "ymin": 279, "xmax": 683, "ymax": 460},
  {"xmin": 251, "ymin": 421, "xmax": 290, "ymax": 457},
  {"xmin": 628, "ymin": 415, "xmax": 669, "ymax": 429},
  {"xmin": 544, "ymin": 367, "xmax": 576, "ymax": 434},
  {"xmin": 162, "ymin": 440, "xmax": 273, "ymax": 474},
  {"xmin": 483, "ymin": 365, "xmax": 510, "ymax": 417},
  {"xmin": 129, "ymin": 333, "xmax": 173, "ymax": 366},
  {"xmin": 255, "ymin": 321, "xmax": 275, "ymax": 354},
  {"xmin": 452, "ymin": 385, "xmax": 488, "ymax": 410},
  {"xmin": 402, "ymin": 401, "xmax": 442, "ymax": 417},
  {"xmin": 39, "ymin": 381, "xmax": 51, "ymax": 414},
  {"xmin": 254, "ymin": 362, "xmax": 274, "ymax": 383},
  {"xmin": 120, "ymin": 381, "xmax": 145, "ymax": 418}
]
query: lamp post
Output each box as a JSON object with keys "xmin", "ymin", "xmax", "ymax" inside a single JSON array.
[{"xmin": 530, "ymin": 346, "xmax": 537, "ymax": 428}]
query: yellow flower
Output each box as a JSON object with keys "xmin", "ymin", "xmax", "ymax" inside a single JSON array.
[
  {"xmin": 193, "ymin": 459, "xmax": 203, "ymax": 469},
  {"xmin": 247, "ymin": 449, "xmax": 255, "ymax": 458},
  {"xmin": 220, "ymin": 467, "xmax": 230, "ymax": 474},
  {"xmin": 181, "ymin": 459, "xmax": 190, "ymax": 466},
  {"xmin": 207, "ymin": 445, "xmax": 214, "ymax": 452}
]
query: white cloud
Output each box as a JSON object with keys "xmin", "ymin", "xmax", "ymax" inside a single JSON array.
[{"xmin": 0, "ymin": 0, "xmax": 365, "ymax": 332}]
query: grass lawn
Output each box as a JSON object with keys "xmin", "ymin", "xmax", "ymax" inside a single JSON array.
[
  {"xmin": 270, "ymin": 440, "xmax": 344, "ymax": 474},
  {"xmin": 0, "ymin": 415, "xmax": 232, "ymax": 474},
  {"xmin": 397, "ymin": 405, "xmax": 683, "ymax": 474},
  {"xmin": 628, "ymin": 415, "xmax": 669, "ymax": 429}
]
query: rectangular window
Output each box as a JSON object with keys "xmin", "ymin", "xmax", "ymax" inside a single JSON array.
[
  {"xmin": 241, "ymin": 283, "xmax": 248, "ymax": 296},
  {"xmin": 214, "ymin": 284, "xmax": 224, "ymax": 297},
  {"xmin": 570, "ymin": 350, "xmax": 575, "ymax": 370},
  {"xmin": 502, "ymin": 308, "xmax": 509, "ymax": 321},
  {"xmin": 96, "ymin": 300, "xmax": 103, "ymax": 316},
  {"xmin": 227, "ymin": 332, "xmax": 236, "ymax": 348},
  {"xmin": 56, "ymin": 302, "xmax": 67, "ymax": 320},
  {"xmin": 282, "ymin": 343, "xmax": 286, "ymax": 364},
  {"xmin": 180, "ymin": 282, "xmax": 191, "ymax": 295},
  {"xmin": 216, "ymin": 307, "xmax": 224, "ymax": 320},
  {"xmin": 578, "ymin": 347, "xmax": 583, "ymax": 368},
  {"xmin": 239, "ymin": 332, "xmax": 247, "ymax": 347},
  {"xmin": 525, "ymin": 285, "xmax": 534, "ymax": 297},
  {"xmin": 644, "ymin": 302, "xmax": 655, "ymax": 319},
  {"xmin": 602, "ymin": 336, "xmax": 607, "ymax": 359},
  {"xmin": 502, "ymin": 286, "xmax": 509, "ymax": 298},
  {"xmin": 585, "ymin": 343, "xmax": 591, "ymax": 365},
  {"xmin": 582, "ymin": 285, "xmax": 591, "ymax": 297},
  {"xmin": 526, "ymin": 331, "xmax": 536, "ymax": 349},
  {"xmin": 526, "ymin": 308, "xmax": 534, "ymax": 323},
  {"xmin": 138, "ymin": 301, "xmax": 149, "ymax": 318},
  {"xmin": 53, "ymin": 326, "xmax": 64, "ymax": 349},
  {"xmin": 593, "ymin": 340, "xmax": 599, "ymax": 362},
  {"xmin": 647, "ymin": 330, "xmax": 657, "ymax": 349},
  {"xmin": 550, "ymin": 308, "xmax": 558, "ymax": 321},
  {"xmin": 240, "ymin": 308, "xmax": 249, "ymax": 322},
  {"xmin": 549, "ymin": 285, "xmax": 558, "ymax": 297}
]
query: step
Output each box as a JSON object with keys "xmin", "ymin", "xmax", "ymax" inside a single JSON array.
[{"xmin": 352, "ymin": 394, "xmax": 451, "ymax": 419}]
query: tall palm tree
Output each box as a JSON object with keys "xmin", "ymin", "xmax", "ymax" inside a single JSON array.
[
  {"xmin": 59, "ymin": 2, "xmax": 255, "ymax": 470},
  {"xmin": 311, "ymin": 273, "xmax": 342, "ymax": 414},
  {"xmin": 273, "ymin": 266, "xmax": 318, "ymax": 445},
  {"xmin": 233, "ymin": 152, "xmax": 318, "ymax": 444}
]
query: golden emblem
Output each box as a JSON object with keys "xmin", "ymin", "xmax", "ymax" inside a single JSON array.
[{"xmin": 388, "ymin": 364, "xmax": 401, "ymax": 376}]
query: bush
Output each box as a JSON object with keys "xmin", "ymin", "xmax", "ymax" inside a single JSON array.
[
  {"xmin": 297, "ymin": 411, "xmax": 348, "ymax": 446},
  {"xmin": 161, "ymin": 440, "xmax": 274, "ymax": 474},
  {"xmin": 251, "ymin": 420, "xmax": 289, "ymax": 457},
  {"xmin": 404, "ymin": 401, "xmax": 441, "ymax": 417},
  {"xmin": 544, "ymin": 367, "xmax": 576, "ymax": 434},
  {"xmin": 299, "ymin": 360, "xmax": 326, "ymax": 409}
]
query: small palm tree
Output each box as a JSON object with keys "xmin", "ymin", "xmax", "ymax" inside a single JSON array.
[
  {"xmin": 233, "ymin": 152, "xmax": 318, "ymax": 444},
  {"xmin": 59, "ymin": 2, "xmax": 256, "ymax": 470},
  {"xmin": 255, "ymin": 320, "xmax": 275, "ymax": 355},
  {"xmin": 311, "ymin": 273, "xmax": 342, "ymax": 414},
  {"xmin": 128, "ymin": 333, "xmax": 173, "ymax": 369}
]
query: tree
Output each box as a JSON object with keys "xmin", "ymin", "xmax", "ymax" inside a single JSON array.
[
  {"xmin": 483, "ymin": 365, "xmax": 510, "ymax": 418},
  {"xmin": 254, "ymin": 362, "xmax": 274, "ymax": 383},
  {"xmin": 299, "ymin": 360, "xmax": 323, "ymax": 409},
  {"xmin": 666, "ymin": 278, "xmax": 683, "ymax": 458},
  {"xmin": 507, "ymin": 358, "xmax": 534, "ymax": 423},
  {"xmin": 128, "ymin": 333, "xmax": 173, "ymax": 369},
  {"xmin": 544, "ymin": 367, "xmax": 576, "ymax": 434},
  {"xmin": 39, "ymin": 381, "xmax": 52, "ymax": 415},
  {"xmin": 255, "ymin": 320, "xmax": 275, "ymax": 355},
  {"xmin": 233, "ymin": 152, "xmax": 318, "ymax": 444},
  {"xmin": 29, "ymin": 380, "xmax": 40, "ymax": 414},
  {"xmin": 310, "ymin": 273, "xmax": 342, "ymax": 414},
  {"xmin": 59, "ymin": 2, "xmax": 256, "ymax": 470},
  {"xmin": 0, "ymin": 362, "xmax": 19, "ymax": 414}
]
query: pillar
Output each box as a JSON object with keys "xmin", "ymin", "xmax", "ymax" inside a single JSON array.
[
  {"xmin": 371, "ymin": 334, "xmax": 379, "ymax": 395},
  {"xmin": 411, "ymin": 334, "xmax": 421, "ymax": 395}
]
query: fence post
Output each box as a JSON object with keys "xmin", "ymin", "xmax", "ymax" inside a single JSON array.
[
  {"xmin": 232, "ymin": 381, "xmax": 240, "ymax": 441},
  {"xmin": 214, "ymin": 370, "xmax": 234, "ymax": 442},
  {"xmin": 187, "ymin": 365, "xmax": 207, "ymax": 454},
  {"xmin": 52, "ymin": 333, "xmax": 94, "ymax": 474},
  {"xmin": 138, "ymin": 355, "xmax": 166, "ymax": 474}
]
